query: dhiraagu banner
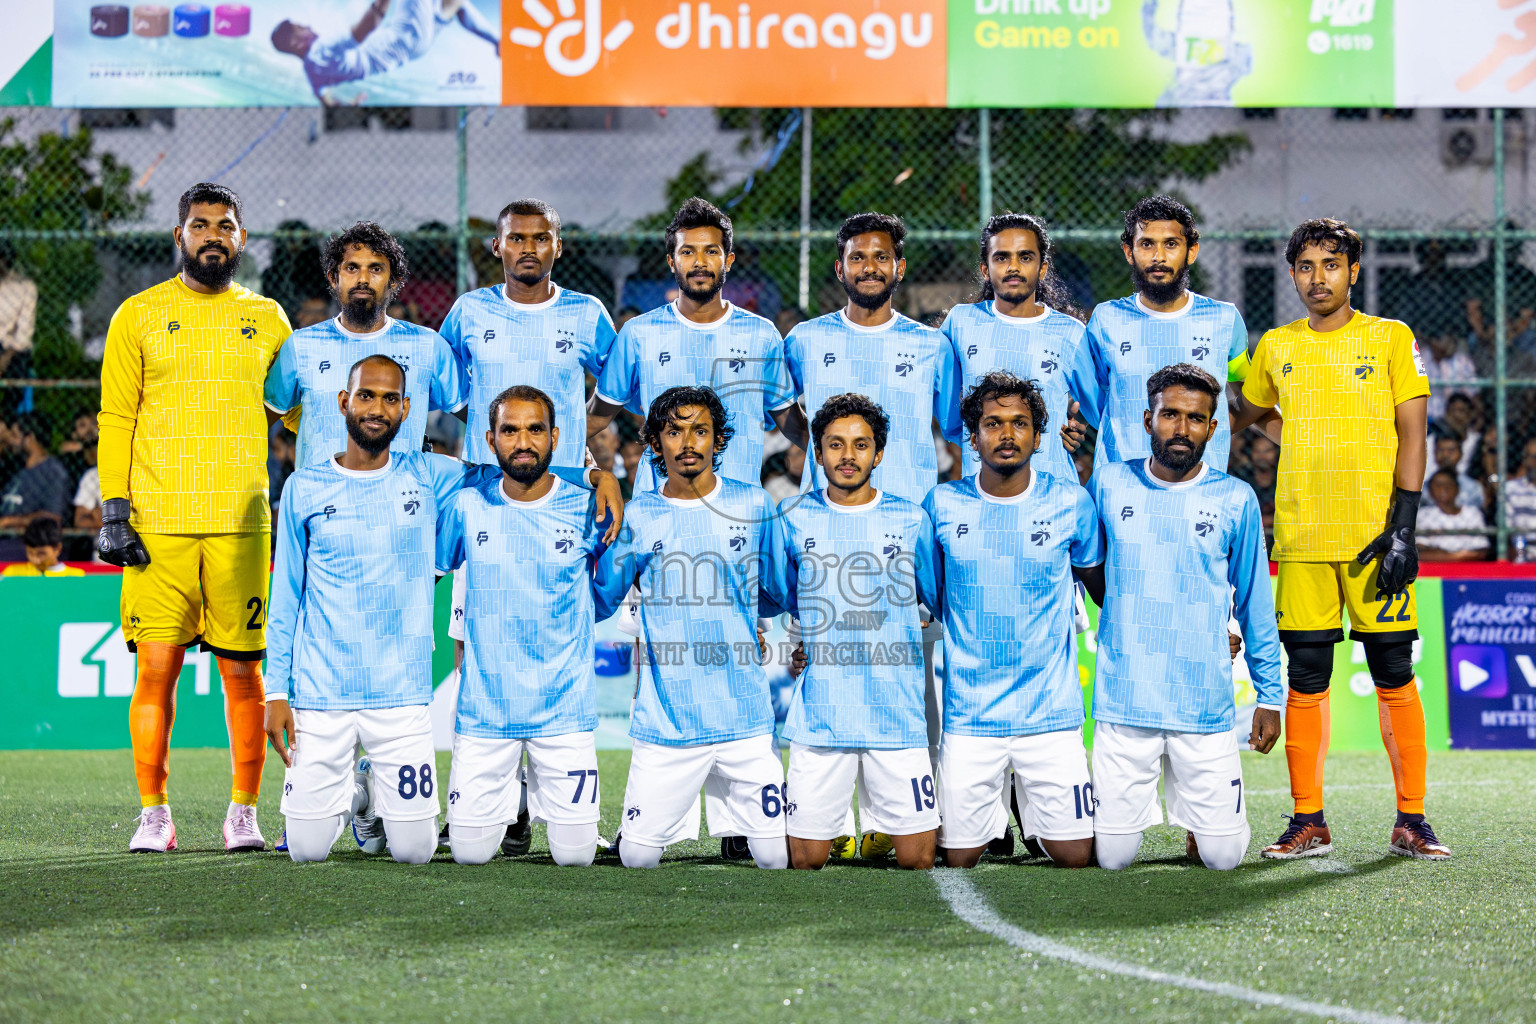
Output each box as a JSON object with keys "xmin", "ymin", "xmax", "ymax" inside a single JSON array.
[{"xmin": 948, "ymin": 0, "xmax": 1395, "ymax": 108}]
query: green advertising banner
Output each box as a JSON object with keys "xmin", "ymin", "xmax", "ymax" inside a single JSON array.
[{"xmin": 948, "ymin": 0, "xmax": 1394, "ymax": 108}]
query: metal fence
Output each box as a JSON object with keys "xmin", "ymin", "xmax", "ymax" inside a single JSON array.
[{"xmin": 0, "ymin": 103, "xmax": 1529, "ymax": 560}]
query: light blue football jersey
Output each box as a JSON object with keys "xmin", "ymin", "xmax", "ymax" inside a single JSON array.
[
  {"xmin": 436, "ymin": 470, "xmax": 617, "ymax": 739},
  {"xmin": 266, "ymin": 450, "xmax": 468, "ymax": 711},
  {"xmin": 441, "ymin": 283, "xmax": 617, "ymax": 470},
  {"xmin": 1084, "ymin": 292, "xmax": 1248, "ymax": 470},
  {"xmin": 769, "ymin": 490, "xmax": 941, "ymax": 750},
  {"xmin": 593, "ymin": 477, "xmax": 781, "ymax": 746},
  {"xmin": 941, "ymin": 301, "xmax": 1098, "ymax": 484},
  {"xmin": 1089, "ymin": 458, "xmax": 1283, "ymax": 733},
  {"xmin": 925, "ymin": 471, "xmax": 1104, "ymax": 738},
  {"xmin": 262, "ymin": 316, "xmax": 467, "ymax": 469},
  {"xmin": 785, "ymin": 309, "xmax": 962, "ymax": 506},
  {"xmin": 594, "ymin": 301, "xmax": 794, "ymax": 490}
]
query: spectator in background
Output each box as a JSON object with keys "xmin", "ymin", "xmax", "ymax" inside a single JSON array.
[
  {"xmin": 1419, "ymin": 331, "xmax": 1477, "ymax": 423},
  {"xmin": 588, "ymin": 421, "xmax": 627, "ymax": 499},
  {"xmin": 1425, "ymin": 434, "xmax": 1483, "ymax": 511},
  {"xmin": 1, "ymin": 513, "xmax": 82, "ymax": 577},
  {"xmin": 1235, "ymin": 435, "xmax": 1279, "ymax": 512},
  {"xmin": 397, "ymin": 221, "xmax": 456, "ymax": 329},
  {"xmin": 1465, "ymin": 231, "xmax": 1536, "ymax": 369},
  {"xmin": 57, "ymin": 412, "xmax": 99, "ymax": 482},
  {"xmin": 73, "ymin": 437, "xmax": 101, "ymax": 531},
  {"xmin": 0, "ymin": 414, "xmax": 70, "ymax": 529},
  {"xmin": 266, "ymin": 423, "xmax": 297, "ymax": 510},
  {"xmin": 293, "ymin": 296, "xmax": 332, "ymax": 329},
  {"xmin": 1435, "ymin": 392, "xmax": 1476, "ymax": 442},
  {"xmin": 1504, "ymin": 437, "xmax": 1536, "ymax": 556},
  {"xmin": 0, "ymin": 244, "xmax": 37, "ymax": 383},
  {"xmin": 262, "ymin": 220, "xmax": 330, "ymax": 324},
  {"xmin": 614, "ymin": 306, "xmax": 641, "ymax": 331},
  {"xmin": 775, "ymin": 305, "xmax": 808, "ymax": 339},
  {"xmin": 1417, "ymin": 469, "xmax": 1489, "ymax": 562},
  {"xmin": 1472, "ymin": 425, "xmax": 1503, "ymax": 512}
]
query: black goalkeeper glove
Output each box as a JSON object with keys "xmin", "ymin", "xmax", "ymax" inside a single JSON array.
[
  {"xmin": 1355, "ymin": 487, "xmax": 1420, "ymax": 601},
  {"xmin": 97, "ymin": 497, "xmax": 150, "ymax": 568}
]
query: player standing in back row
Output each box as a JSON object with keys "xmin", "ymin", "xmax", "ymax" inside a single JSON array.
[
  {"xmin": 98, "ymin": 182, "xmax": 291, "ymax": 854},
  {"xmin": 587, "ymin": 197, "xmax": 808, "ymax": 489},
  {"xmin": 1080, "ymin": 195, "xmax": 1262, "ymax": 473},
  {"xmin": 1231, "ymin": 219, "xmax": 1447, "ymax": 861},
  {"xmin": 941, "ymin": 212, "xmax": 1097, "ymax": 485}
]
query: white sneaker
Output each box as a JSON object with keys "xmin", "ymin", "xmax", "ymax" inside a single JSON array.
[
  {"xmin": 223, "ymin": 803, "xmax": 266, "ymax": 852},
  {"xmin": 352, "ymin": 757, "xmax": 386, "ymax": 855},
  {"xmin": 129, "ymin": 805, "xmax": 177, "ymax": 853}
]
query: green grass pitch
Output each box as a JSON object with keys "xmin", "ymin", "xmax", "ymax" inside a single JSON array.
[{"xmin": 1, "ymin": 748, "xmax": 1533, "ymax": 1024}]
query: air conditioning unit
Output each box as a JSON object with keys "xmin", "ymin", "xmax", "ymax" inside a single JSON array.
[{"xmin": 1441, "ymin": 121, "xmax": 1526, "ymax": 168}]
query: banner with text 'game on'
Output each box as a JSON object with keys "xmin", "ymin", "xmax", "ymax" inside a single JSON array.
[{"xmin": 501, "ymin": 0, "xmax": 947, "ymax": 107}]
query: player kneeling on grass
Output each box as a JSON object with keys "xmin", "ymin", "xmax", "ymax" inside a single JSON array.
[
  {"xmin": 769, "ymin": 394, "xmax": 942, "ymax": 871},
  {"xmin": 263, "ymin": 355, "xmax": 474, "ymax": 865},
  {"xmin": 594, "ymin": 386, "xmax": 789, "ymax": 870},
  {"xmin": 925, "ymin": 372, "xmax": 1102, "ymax": 869},
  {"xmin": 435, "ymin": 385, "xmax": 622, "ymax": 866},
  {"xmin": 1077, "ymin": 364, "xmax": 1283, "ymax": 871}
]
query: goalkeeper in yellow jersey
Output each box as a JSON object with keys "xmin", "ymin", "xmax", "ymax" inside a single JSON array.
[
  {"xmin": 97, "ymin": 182, "xmax": 292, "ymax": 854},
  {"xmin": 1233, "ymin": 218, "xmax": 1448, "ymax": 862}
]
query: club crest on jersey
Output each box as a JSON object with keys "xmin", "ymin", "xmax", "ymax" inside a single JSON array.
[
  {"xmin": 555, "ymin": 340, "xmax": 573, "ymax": 354},
  {"xmin": 556, "ymin": 327, "xmax": 576, "ymax": 353},
  {"xmin": 482, "ymin": 329, "xmax": 496, "ymax": 343},
  {"xmin": 1120, "ymin": 505, "xmax": 1135, "ymax": 520},
  {"xmin": 400, "ymin": 486, "xmax": 422, "ymax": 516},
  {"xmin": 554, "ymin": 526, "xmax": 576, "ymax": 553},
  {"xmin": 626, "ymin": 805, "xmax": 641, "ymax": 821},
  {"xmin": 727, "ymin": 346, "xmax": 748, "ymax": 373},
  {"xmin": 658, "ymin": 351, "xmax": 672, "ymax": 365},
  {"xmin": 1030, "ymin": 519, "xmax": 1051, "ymax": 546},
  {"xmin": 1039, "ymin": 350, "xmax": 1059, "ymax": 375},
  {"xmin": 1355, "ymin": 354, "xmax": 1378, "ymax": 381},
  {"xmin": 728, "ymin": 525, "xmax": 748, "ymax": 552},
  {"xmin": 167, "ymin": 321, "xmax": 180, "ymax": 334},
  {"xmin": 894, "ymin": 353, "xmax": 915, "ymax": 377},
  {"xmin": 448, "ymin": 790, "xmax": 459, "ymax": 804},
  {"xmin": 1191, "ymin": 335, "xmax": 1211, "ymax": 361},
  {"xmin": 1194, "ymin": 509, "xmax": 1219, "ymax": 537},
  {"xmin": 823, "ymin": 352, "xmax": 837, "ymax": 367},
  {"xmin": 284, "ymin": 781, "xmax": 293, "ymax": 795},
  {"xmin": 240, "ymin": 316, "xmax": 257, "ymax": 340},
  {"xmin": 966, "ymin": 344, "xmax": 978, "ymax": 358},
  {"xmin": 476, "ymin": 530, "xmax": 489, "ymax": 546},
  {"xmin": 882, "ymin": 532, "xmax": 902, "ymax": 558}
]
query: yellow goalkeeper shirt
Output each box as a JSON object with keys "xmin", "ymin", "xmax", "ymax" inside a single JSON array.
[
  {"xmin": 1243, "ymin": 312, "xmax": 1430, "ymax": 563},
  {"xmin": 99, "ymin": 277, "xmax": 291, "ymax": 534}
]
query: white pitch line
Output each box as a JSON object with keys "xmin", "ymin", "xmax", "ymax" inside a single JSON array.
[{"xmin": 933, "ymin": 870, "xmax": 1423, "ymax": 1024}]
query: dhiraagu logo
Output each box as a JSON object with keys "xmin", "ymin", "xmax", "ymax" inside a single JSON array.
[
  {"xmin": 509, "ymin": 0, "xmax": 635, "ymax": 76},
  {"xmin": 56, "ymin": 623, "xmax": 217, "ymax": 698}
]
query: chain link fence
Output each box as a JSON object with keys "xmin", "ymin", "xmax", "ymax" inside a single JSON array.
[{"xmin": 1, "ymin": 103, "xmax": 1532, "ymax": 560}]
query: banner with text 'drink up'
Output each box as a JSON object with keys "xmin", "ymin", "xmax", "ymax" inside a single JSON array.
[{"xmin": 501, "ymin": 0, "xmax": 947, "ymax": 106}]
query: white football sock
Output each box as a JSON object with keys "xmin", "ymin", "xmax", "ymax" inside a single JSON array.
[
  {"xmin": 1095, "ymin": 831, "xmax": 1143, "ymax": 870},
  {"xmin": 383, "ymin": 818, "xmax": 438, "ymax": 864},
  {"xmin": 449, "ymin": 823, "xmax": 507, "ymax": 865},
  {"xmin": 547, "ymin": 822, "xmax": 599, "ymax": 866},
  {"xmin": 748, "ymin": 837, "xmax": 788, "ymax": 870},
  {"xmin": 1193, "ymin": 828, "xmax": 1250, "ymax": 871},
  {"xmin": 286, "ymin": 815, "xmax": 345, "ymax": 863},
  {"xmin": 619, "ymin": 837, "xmax": 664, "ymax": 869}
]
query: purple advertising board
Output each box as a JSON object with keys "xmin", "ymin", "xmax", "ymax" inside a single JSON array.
[{"xmin": 1443, "ymin": 579, "xmax": 1536, "ymax": 749}]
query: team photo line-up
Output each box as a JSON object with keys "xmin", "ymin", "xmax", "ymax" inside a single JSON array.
[{"xmin": 96, "ymin": 179, "xmax": 1446, "ymax": 871}]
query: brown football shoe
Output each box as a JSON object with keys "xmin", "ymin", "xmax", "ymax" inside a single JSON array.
[
  {"xmin": 1261, "ymin": 815, "xmax": 1333, "ymax": 859},
  {"xmin": 1388, "ymin": 820, "xmax": 1451, "ymax": 861},
  {"xmin": 1186, "ymin": 831, "xmax": 1201, "ymax": 862}
]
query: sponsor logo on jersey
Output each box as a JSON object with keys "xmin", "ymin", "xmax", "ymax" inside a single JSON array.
[
  {"xmin": 1281, "ymin": 362, "xmax": 1293, "ymax": 376},
  {"xmin": 322, "ymin": 504, "xmax": 337, "ymax": 518},
  {"xmin": 318, "ymin": 360, "xmax": 332, "ymax": 374},
  {"xmin": 651, "ymin": 540, "xmax": 665, "ymax": 554},
  {"xmin": 823, "ymin": 352, "xmax": 837, "ymax": 367},
  {"xmin": 966, "ymin": 344, "xmax": 978, "ymax": 358},
  {"xmin": 1120, "ymin": 505, "xmax": 1135, "ymax": 520},
  {"xmin": 804, "ymin": 537, "xmax": 817, "ymax": 550},
  {"xmin": 476, "ymin": 530, "xmax": 489, "ymax": 545},
  {"xmin": 1119, "ymin": 341, "xmax": 1132, "ymax": 356},
  {"xmin": 956, "ymin": 523, "xmax": 969, "ymax": 536},
  {"xmin": 483, "ymin": 329, "xmax": 496, "ymax": 343},
  {"xmin": 167, "ymin": 321, "xmax": 180, "ymax": 334},
  {"xmin": 658, "ymin": 350, "xmax": 672, "ymax": 365}
]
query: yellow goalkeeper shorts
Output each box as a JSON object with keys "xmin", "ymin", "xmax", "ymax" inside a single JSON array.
[
  {"xmin": 120, "ymin": 532, "xmax": 270, "ymax": 659},
  {"xmin": 1274, "ymin": 560, "xmax": 1418, "ymax": 645}
]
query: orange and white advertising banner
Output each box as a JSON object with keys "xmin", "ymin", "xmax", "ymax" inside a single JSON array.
[{"xmin": 501, "ymin": 0, "xmax": 946, "ymax": 107}]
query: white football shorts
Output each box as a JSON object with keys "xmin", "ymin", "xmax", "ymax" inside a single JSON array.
[
  {"xmin": 785, "ymin": 743, "xmax": 939, "ymax": 841},
  {"xmin": 937, "ymin": 729, "xmax": 1094, "ymax": 848},
  {"xmin": 447, "ymin": 731, "xmax": 600, "ymax": 828},
  {"xmin": 620, "ymin": 734, "xmax": 786, "ymax": 847},
  {"xmin": 1091, "ymin": 721, "xmax": 1248, "ymax": 837},
  {"xmin": 281, "ymin": 705, "xmax": 439, "ymax": 822}
]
